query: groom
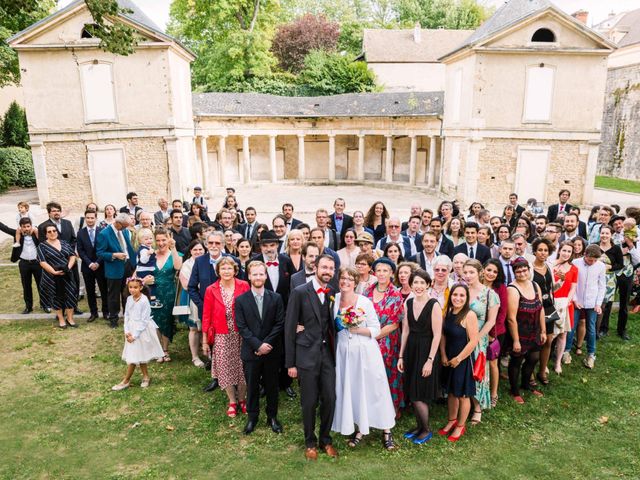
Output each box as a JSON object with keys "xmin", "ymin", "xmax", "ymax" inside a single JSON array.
[{"xmin": 285, "ymin": 254, "xmax": 337, "ymax": 460}]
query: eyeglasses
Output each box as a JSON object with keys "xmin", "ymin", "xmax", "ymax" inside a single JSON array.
[
  {"xmin": 339, "ymin": 277, "xmax": 355, "ymax": 282},
  {"xmin": 207, "ymin": 241, "xmax": 222, "ymax": 245},
  {"xmin": 433, "ymin": 268, "xmax": 448, "ymax": 273},
  {"xmin": 388, "ymin": 225, "xmax": 400, "ymax": 229},
  {"xmin": 355, "ymin": 262, "xmax": 369, "ymax": 267}
]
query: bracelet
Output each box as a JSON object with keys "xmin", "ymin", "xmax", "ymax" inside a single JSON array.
[{"xmin": 427, "ymin": 356, "xmax": 433, "ymax": 361}]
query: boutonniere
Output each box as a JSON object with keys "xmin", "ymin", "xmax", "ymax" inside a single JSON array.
[{"xmin": 329, "ymin": 295, "xmax": 335, "ymax": 303}]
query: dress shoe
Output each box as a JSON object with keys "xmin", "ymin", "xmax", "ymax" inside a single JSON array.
[
  {"xmin": 203, "ymin": 378, "xmax": 219, "ymax": 392},
  {"xmin": 43, "ymin": 307, "xmax": 51, "ymax": 314},
  {"xmin": 109, "ymin": 318, "xmax": 118, "ymax": 329},
  {"xmin": 267, "ymin": 417, "xmax": 283, "ymax": 433},
  {"xmin": 87, "ymin": 314, "xmax": 98, "ymax": 323},
  {"xmin": 22, "ymin": 308, "xmax": 33, "ymax": 314},
  {"xmin": 259, "ymin": 385, "xmax": 266, "ymax": 398},
  {"xmin": 619, "ymin": 332, "xmax": 630, "ymax": 341},
  {"xmin": 285, "ymin": 386, "xmax": 297, "ymax": 399},
  {"xmin": 304, "ymin": 448, "xmax": 318, "ymax": 461},
  {"xmin": 74, "ymin": 308, "xmax": 84, "ymax": 315},
  {"xmin": 243, "ymin": 419, "xmax": 258, "ymax": 435},
  {"xmin": 322, "ymin": 444, "xmax": 338, "ymax": 458}
]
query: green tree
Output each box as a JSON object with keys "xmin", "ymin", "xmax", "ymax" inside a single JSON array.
[
  {"xmin": 1, "ymin": 101, "xmax": 29, "ymax": 149},
  {"xmin": 298, "ymin": 50, "xmax": 378, "ymax": 96},
  {"xmin": 396, "ymin": 0, "xmax": 490, "ymax": 29}
]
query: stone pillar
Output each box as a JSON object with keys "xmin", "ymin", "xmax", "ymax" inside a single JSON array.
[
  {"xmin": 297, "ymin": 134, "xmax": 305, "ymax": 181},
  {"xmin": 409, "ymin": 134, "xmax": 417, "ymax": 186},
  {"xmin": 218, "ymin": 135, "xmax": 227, "ymax": 187},
  {"xmin": 164, "ymin": 136, "xmax": 183, "ymax": 201},
  {"xmin": 199, "ymin": 136, "xmax": 209, "ymax": 191},
  {"xmin": 385, "ymin": 135, "xmax": 393, "ymax": 183},
  {"xmin": 269, "ymin": 134, "xmax": 278, "ymax": 183},
  {"xmin": 28, "ymin": 141, "xmax": 50, "ymax": 206},
  {"xmin": 357, "ymin": 134, "xmax": 365, "ymax": 182},
  {"xmin": 242, "ymin": 135, "xmax": 251, "ymax": 184},
  {"xmin": 328, "ymin": 134, "xmax": 336, "ymax": 182},
  {"xmin": 428, "ymin": 135, "xmax": 437, "ymax": 188},
  {"xmin": 583, "ymin": 140, "xmax": 601, "ymax": 205}
]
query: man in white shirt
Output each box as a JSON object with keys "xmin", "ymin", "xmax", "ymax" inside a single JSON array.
[
  {"xmin": 560, "ymin": 213, "xmax": 581, "ymax": 242},
  {"xmin": 498, "ymin": 239, "xmax": 516, "ymax": 284},
  {"xmin": 402, "ymin": 215, "xmax": 422, "ymax": 256},
  {"xmin": 408, "ymin": 232, "xmax": 439, "ymax": 277},
  {"xmin": 375, "ymin": 217, "xmax": 410, "ymax": 257}
]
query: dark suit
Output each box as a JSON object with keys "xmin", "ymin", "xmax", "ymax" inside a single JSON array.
[
  {"xmin": 154, "ymin": 210, "xmax": 170, "ymax": 227},
  {"xmin": 453, "ymin": 242, "xmax": 491, "ymax": 264},
  {"xmin": 119, "ymin": 205, "xmax": 143, "ymax": 223},
  {"xmin": 238, "ymin": 222, "xmax": 260, "ymax": 245},
  {"xmin": 329, "ymin": 213, "xmax": 354, "ymax": 249},
  {"xmin": 376, "ymin": 235, "xmax": 413, "ymax": 258},
  {"xmin": 436, "ymin": 235, "xmax": 455, "ymax": 259},
  {"xmin": 252, "ymin": 253, "xmax": 294, "ymax": 306},
  {"xmin": 187, "ymin": 253, "xmax": 241, "ymax": 319},
  {"xmin": 514, "ymin": 204, "xmax": 525, "ymax": 217},
  {"xmin": 288, "ymin": 218, "xmax": 303, "ymax": 230},
  {"xmin": 322, "ymin": 228, "xmax": 338, "ymax": 251},
  {"xmin": 77, "ymin": 226, "xmax": 108, "ymax": 317},
  {"xmin": 403, "ymin": 231, "xmax": 424, "ymax": 254},
  {"xmin": 236, "ymin": 289, "xmax": 285, "ymax": 421},
  {"xmin": 290, "ymin": 269, "xmax": 339, "ymax": 291},
  {"xmin": 285, "ymin": 281, "xmax": 336, "ymax": 448},
  {"xmin": 407, "ymin": 251, "xmax": 439, "ymax": 272},
  {"xmin": 547, "ymin": 203, "xmax": 573, "ymax": 223},
  {"xmin": 578, "ymin": 221, "xmax": 588, "ymax": 239}
]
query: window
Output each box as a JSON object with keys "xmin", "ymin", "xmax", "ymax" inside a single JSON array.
[
  {"xmin": 531, "ymin": 28, "xmax": 555, "ymax": 42},
  {"xmin": 523, "ymin": 65, "xmax": 555, "ymax": 122},
  {"xmin": 80, "ymin": 24, "xmax": 97, "ymax": 38},
  {"xmin": 79, "ymin": 62, "xmax": 117, "ymax": 123}
]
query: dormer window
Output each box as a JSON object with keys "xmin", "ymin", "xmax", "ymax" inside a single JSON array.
[
  {"xmin": 81, "ymin": 24, "xmax": 97, "ymax": 39},
  {"xmin": 531, "ymin": 28, "xmax": 555, "ymax": 43}
]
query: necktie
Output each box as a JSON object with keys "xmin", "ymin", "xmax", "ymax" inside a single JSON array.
[
  {"xmin": 89, "ymin": 228, "xmax": 95, "ymax": 246},
  {"xmin": 506, "ymin": 264, "xmax": 512, "ymax": 284},
  {"xmin": 255, "ymin": 294, "xmax": 263, "ymax": 318},
  {"xmin": 247, "ymin": 224, "xmax": 252, "ymax": 239},
  {"xmin": 469, "ymin": 246, "xmax": 474, "ymax": 259},
  {"xmin": 266, "ymin": 261, "xmax": 279, "ymax": 267},
  {"xmin": 117, "ymin": 230, "xmax": 128, "ymax": 258},
  {"xmin": 559, "ymin": 204, "xmax": 564, "ymax": 213}
]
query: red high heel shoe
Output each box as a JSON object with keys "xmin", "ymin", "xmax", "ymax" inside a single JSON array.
[
  {"xmin": 438, "ymin": 419, "xmax": 458, "ymax": 436},
  {"xmin": 447, "ymin": 425, "xmax": 466, "ymax": 442},
  {"xmin": 239, "ymin": 400, "xmax": 247, "ymax": 414},
  {"xmin": 226, "ymin": 403, "xmax": 238, "ymax": 418}
]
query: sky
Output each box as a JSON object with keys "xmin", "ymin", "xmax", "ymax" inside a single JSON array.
[{"xmin": 59, "ymin": 0, "xmax": 640, "ymax": 31}]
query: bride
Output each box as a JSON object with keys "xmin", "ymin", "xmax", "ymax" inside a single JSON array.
[{"xmin": 332, "ymin": 266, "xmax": 397, "ymax": 450}]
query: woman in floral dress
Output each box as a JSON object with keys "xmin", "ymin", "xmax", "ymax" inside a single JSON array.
[{"xmin": 364, "ymin": 257, "xmax": 405, "ymax": 414}]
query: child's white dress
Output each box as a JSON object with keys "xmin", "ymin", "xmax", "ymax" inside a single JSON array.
[{"xmin": 121, "ymin": 295, "xmax": 164, "ymax": 364}]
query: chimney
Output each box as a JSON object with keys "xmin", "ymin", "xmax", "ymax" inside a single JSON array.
[
  {"xmin": 571, "ymin": 10, "xmax": 588, "ymax": 24},
  {"xmin": 413, "ymin": 22, "xmax": 421, "ymax": 43}
]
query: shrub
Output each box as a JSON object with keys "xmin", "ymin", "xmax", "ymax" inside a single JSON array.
[
  {"xmin": 0, "ymin": 147, "xmax": 35, "ymax": 187},
  {"xmin": 1, "ymin": 101, "xmax": 29, "ymax": 148},
  {"xmin": 298, "ymin": 50, "xmax": 378, "ymax": 96},
  {"xmin": 0, "ymin": 170, "xmax": 9, "ymax": 193}
]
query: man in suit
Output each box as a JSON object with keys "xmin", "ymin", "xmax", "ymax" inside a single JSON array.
[
  {"xmin": 408, "ymin": 231, "xmax": 439, "ymax": 277},
  {"xmin": 154, "ymin": 197, "xmax": 171, "ymax": 227},
  {"xmin": 168, "ymin": 209, "xmax": 192, "ymax": 255},
  {"xmin": 238, "ymin": 206, "xmax": 260, "ymax": 246},
  {"xmin": 329, "ymin": 197, "xmax": 353, "ymax": 249},
  {"xmin": 0, "ymin": 217, "xmax": 45, "ymax": 313},
  {"xmin": 375, "ymin": 217, "xmax": 412, "ymax": 257},
  {"xmin": 546, "ymin": 189, "xmax": 573, "ymax": 223},
  {"xmin": 508, "ymin": 193, "xmax": 526, "ymax": 217},
  {"xmin": 96, "ymin": 212, "xmax": 137, "ymax": 328},
  {"xmin": 569, "ymin": 207, "xmax": 588, "ymax": 239},
  {"xmin": 38, "ymin": 201, "xmax": 82, "ymax": 314},
  {"xmin": 271, "ymin": 215, "xmax": 288, "ymax": 253},
  {"xmin": 453, "ymin": 222, "xmax": 491, "ymax": 264},
  {"xmin": 401, "ymin": 203, "xmax": 422, "ymax": 231},
  {"xmin": 559, "ymin": 213, "xmax": 583, "ymax": 242},
  {"xmin": 309, "ymin": 228, "xmax": 341, "ymax": 268},
  {"xmin": 402, "ymin": 215, "xmax": 423, "ymax": 256},
  {"xmin": 77, "ymin": 210, "xmax": 108, "ymax": 322},
  {"xmin": 235, "ymin": 261, "xmax": 285, "ymax": 435},
  {"xmin": 291, "ymin": 242, "xmax": 339, "ymax": 291},
  {"xmin": 497, "ymin": 239, "xmax": 516, "ymax": 285},
  {"xmin": 119, "ymin": 191, "xmax": 143, "ymax": 222},
  {"xmin": 315, "ymin": 209, "xmax": 338, "ymax": 251},
  {"xmin": 282, "ymin": 203, "xmax": 302, "ymax": 232},
  {"xmin": 285, "ymin": 254, "xmax": 338, "ymax": 460},
  {"xmin": 429, "ymin": 218, "xmax": 454, "ymax": 258}
]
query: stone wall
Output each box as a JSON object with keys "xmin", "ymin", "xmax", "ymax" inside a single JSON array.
[{"xmin": 597, "ymin": 63, "xmax": 640, "ymax": 180}]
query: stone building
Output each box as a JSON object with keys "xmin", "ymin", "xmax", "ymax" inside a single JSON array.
[{"xmin": 7, "ymin": 0, "xmax": 615, "ymax": 211}]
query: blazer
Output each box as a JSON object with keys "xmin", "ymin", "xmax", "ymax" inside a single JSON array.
[
  {"xmin": 290, "ymin": 269, "xmax": 339, "ymax": 291},
  {"xmin": 402, "ymin": 231, "xmax": 424, "ymax": 254},
  {"xmin": 453, "ymin": 242, "xmax": 491, "ymax": 264},
  {"xmin": 76, "ymin": 226, "xmax": 104, "ymax": 274},
  {"xmin": 407, "ymin": 251, "xmax": 439, "ymax": 271},
  {"xmin": 284, "ymin": 281, "xmax": 336, "ymax": 370},
  {"xmin": 119, "ymin": 205, "xmax": 143, "ymax": 221},
  {"xmin": 38, "ymin": 218, "xmax": 76, "ymax": 249},
  {"xmin": 436, "ymin": 235, "xmax": 455, "ymax": 259},
  {"xmin": 0, "ymin": 222, "xmax": 40, "ymax": 263},
  {"xmin": 547, "ymin": 203, "xmax": 573, "ymax": 223},
  {"xmin": 329, "ymin": 212, "xmax": 354, "ymax": 247},
  {"xmin": 187, "ymin": 253, "xmax": 242, "ymax": 319},
  {"xmin": 201, "ymin": 278, "xmax": 250, "ymax": 344},
  {"xmin": 238, "ymin": 222, "xmax": 260, "ymax": 244},
  {"xmin": 95, "ymin": 225, "xmax": 136, "ymax": 279},
  {"xmin": 289, "ymin": 218, "xmax": 303, "ymax": 230},
  {"xmin": 235, "ymin": 289, "xmax": 285, "ymax": 362},
  {"xmin": 578, "ymin": 221, "xmax": 588, "ymax": 239},
  {"xmin": 251, "ymin": 253, "xmax": 295, "ymax": 305},
  {"xmin": 154, "ymin": 210, "xmax": 169, "ymax": 227},
  {"xmin": 375, "ymin": 235, "xmax": 413, "ymax": 258},
  {"xmin": 323, "ymin": 228, "xmax": 339, "ymax": 251}
]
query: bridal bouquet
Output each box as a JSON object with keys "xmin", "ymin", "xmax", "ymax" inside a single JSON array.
[{"xmin": 337, "ymin": 306, "xmax": 366, "ymax": 337}]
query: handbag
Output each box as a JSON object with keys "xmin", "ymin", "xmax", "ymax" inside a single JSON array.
[
  {"xmin": 473, "ymin": 351, "xmax": 486, "ymax": 382},
  {"xmin": 172, "ymin": 305, "xmax": 190, "ymax": 315},
  {"xmin": 486, "ymin": 338, "xmax": 501, "ymax": 361}
]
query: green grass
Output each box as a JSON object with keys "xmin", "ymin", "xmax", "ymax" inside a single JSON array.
[{"xmin": 595, "ymin": 175, "xmax": 640, "ymax": 194}]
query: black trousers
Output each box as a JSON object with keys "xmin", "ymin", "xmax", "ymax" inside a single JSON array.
[
  {"xmin": 278, "ymin": 332, "xmax": 292, "ymax": 390},
  {"xmin": 82, "ymin": 267, "xmax": 108, "ymax": 316},
  {"xmin": 297, "ymin": 346, "xmax": 336, "ymax": 448},
  {"xmin": 508, "ymin": 350, "xmax": 540, "ymax": 396},
  {"xmin": 106, "ymin": 264, "xmax": 133, "ymax": 319},
  {"xmin": 616, "ymin": 274, "xmax": 633, "ymax": 335},
  {"xmin": 244, "ymin": 354, "xmax": 279, "ymax": 421},
  {"xmin": 18, "ymin": 259, "xmax": 43, "ymax": 310}
]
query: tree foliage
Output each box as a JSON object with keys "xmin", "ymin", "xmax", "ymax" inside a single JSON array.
[
  {"xmin": 0, "ymin": 147, "xmax": 35, "ymax": 187},
  {"xmin": 395, "ymin": 0, "xmax": 490, "ymax": 29},
  {"xmin": 298, "ymin": 50, "xmax": 378, "ymax": 96},
  {"xmin": 1, "ymin": 101, "xmax": 29, "ymax": 149},
  {"xmin": 84, "ymin": 0, "xmax": 139, "ymax": 56},
  {"xmin": 271, "ymin": 14, "xmax": 340, "ymax": 73}
]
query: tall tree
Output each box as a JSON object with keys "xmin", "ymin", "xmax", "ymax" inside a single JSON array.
[
  {"xmin": 1, "ymin": 101, "xmax": 29, "ymax": 148},
  {"xmin": 396, "ymin": 0, "xmax": 490, "ymax": 29}
]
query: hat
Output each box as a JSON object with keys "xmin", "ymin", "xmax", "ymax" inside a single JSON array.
[
  {"xmin": 372, "ymin": 257, "xmax": 397, "ymax": 273},
  {"xmin": 355, "ymin": 232, "xmax": 374, "ymax": 245},
  {"xmin": 259, "ymin": 230, "xmax": 280, "ymax": 245},
  {"xmin": 193, "ymin": 186, "xmax": 202, "ymax": 191}
]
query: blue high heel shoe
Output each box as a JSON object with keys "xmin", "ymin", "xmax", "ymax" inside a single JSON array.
[
  {"xmin": 412, "ymin": 431, "xmax": 433, "ymax": 444},
  {"xmin": 403, "ymin": 429, "xmax": 420, "ymax": 439}
]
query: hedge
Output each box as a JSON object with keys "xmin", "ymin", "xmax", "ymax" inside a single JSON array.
[{"xmin": 0, "ymin": 147, "xmax": 36, "ymax": 188}]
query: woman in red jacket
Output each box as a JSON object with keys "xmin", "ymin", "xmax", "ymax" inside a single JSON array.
[{"xmin": 202, "ymin": 257, "xmax": 250, "ymax": 417}]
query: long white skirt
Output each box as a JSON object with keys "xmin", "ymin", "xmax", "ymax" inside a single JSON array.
[
  {"xmin": 122, "ymin": 321, "xmax": 165, "ymax": 365},
  {"xmin": 332, "ymin": 330, "xmax": 396, "ymax": 435}
]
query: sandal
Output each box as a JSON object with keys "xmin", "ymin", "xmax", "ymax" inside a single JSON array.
[
  {"xmin": 226, "ymin": 403, "xmax": 238, "ymax": 418},
  {"xmin": 239, "ymin": 400, "xmax": 247, "ymax": 414},
  {"xmin": 511, "ymin": 394, "xmax": 525, "ymax": 404},
  {"xmin": 530, "ymin": 389, "xmax": 544, "ymax": 397},
  {"xmin": 382, "ymin": 431, "xmax": 396, "ymax": 450},
  {"xmin": 192, "ymin": 358, "xmax": 205, "ymax": 368},
  {"xmin": 575, "ymin": 346, "xmax": 583, "ymax": 356},
  {"xmin": 347, "ymin": 432, "xmax": 363, "ymax": 447},
  {"xmin": 536, "ymin": 373, "xmax": 549, "ymax": 386},
  {"xmin": 163, "ymin": 351, "xmax": 171, "ymax": 363},
  {"xmin": 491, "ymin": 395, "xmax": 498, "ymax": 408},
  {"xmin": 471, "ymin": 410, "xmax": 482, "ymax": 425}
]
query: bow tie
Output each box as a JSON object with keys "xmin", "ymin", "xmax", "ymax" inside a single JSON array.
[
  {"xmin": 335, "ymin": 216, "xmax": 343, "ymax": 220},
  {"xmin": 266, "ymin": 261, "xmax": 279, "ymax": 267},
  {"xmin": 316, "ymin": 287, "xmax": 330, "ymax": 295},
  {"xmin": 306, "ymin": 272, "xmax": 315, "ymax": 277}
]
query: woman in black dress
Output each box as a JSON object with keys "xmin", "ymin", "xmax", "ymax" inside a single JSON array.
[
  {"xmin": 398, "ymin": 270, "xmax": 442, "ymax": 444},
  {"xmin": 364, "ymin": 201, "xmax": 389, "ymax": 244},
  {"xmin": 37, "ymin": 225, "xmax": 78, "ymax": 328},
  {"xmin": 531, "ymin": 237, "xmax": 556, "ymax": 386},
  {"xmin": 438, "ymin": 284, "xmax": 479, "ymax": 442}
]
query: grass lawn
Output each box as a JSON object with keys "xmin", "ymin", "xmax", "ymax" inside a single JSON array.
[
  {"xmin": 1, "ymin": 275, "xmax": 639, "ymax": 479},
  {"xmin": 595, "ymin": 175, "xmax": 640, "ymax": 194}
]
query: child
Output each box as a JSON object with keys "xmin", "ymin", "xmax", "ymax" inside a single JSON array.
[
  {"xmin": 135, "ymin": 229, "xmax": 162, "ymax": 308},
  {"xmin": 13, "ymin": 201, "xmax": 34, "ymax": 246},
  {"xmin": 623, "ymin": 217, "xmax": 638, "ymax": 243},
  {"xmin": 192, "ymin": 186, "xmax": 208, "ymax": 212},
  {"xmin": 112, "ymin": 277, "xmax": 165, "ymax": 391}
]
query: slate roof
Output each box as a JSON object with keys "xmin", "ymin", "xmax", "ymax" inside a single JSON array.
[
  {"xmin": 192, "ymin": 92, "xmax": 444, "ymax": 118},
  {"xmin": 617, "ymin": 9, "xmax": 640, "ymax": 47},
  {"xmin": 363, "ymin": 28, "xmax": 475, "ymax": 62}
]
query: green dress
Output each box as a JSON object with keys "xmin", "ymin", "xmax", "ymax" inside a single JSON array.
[
  {"xmin": 469, "ymin": 285, "xmax": 500, "ymax": 410},
  {"xmin": 151, "ymin": 253, "xmax": 181, "ymax": 341}
]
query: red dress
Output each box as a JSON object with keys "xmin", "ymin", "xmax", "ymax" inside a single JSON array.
[{"xmin": 553, "ymin": 265, "xmax": 578, "ymax": 328}]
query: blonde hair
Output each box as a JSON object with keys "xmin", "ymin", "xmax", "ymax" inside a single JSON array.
[{"xmin": 285, "ymin": 229, "xmax": 304, "ymax": 254}]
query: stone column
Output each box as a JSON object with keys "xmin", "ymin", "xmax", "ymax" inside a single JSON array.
[
  {"xmin": 297, "ymin": 134, "xmax": 305, "ymax": 181},
  {"xmin": 199, "ymin": 136, "xmax": 209, "ymax": 191},
  {"xmin": 28, "ymin": 141, "xmax": 50, "ymax": 206},
  {"xmin": 328, "ymin": 134, "xmax": 336, "ymax": 182},
  {"xmin": 269, "ymin": 134, "xmax": 278, "ymax": 183},
  {"xmin": 428, "ymin": 136, "xmax": 437, "ymax": 188},
  {"xmin": 409, "ymin": 134, "xmax": 417, "ymax": 186},
  {"xmin": 242, "ymin": 135, "xmax": 251, "ymax": 184},
  {"xmin": 357, "ymin": 134, "xmax": 365, "ymax": 182},
  {"xmin": 218, "ymin": 135, "xmax": 227, "ymax": 187},
  {"xmin": 385, "ymin": 135, "xmax": 393, "ymax": 182}
]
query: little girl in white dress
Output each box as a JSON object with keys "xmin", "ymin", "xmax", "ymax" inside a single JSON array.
[{"xmin": 112, "ymin": 277, "xmax": 164, "ymax": 391}]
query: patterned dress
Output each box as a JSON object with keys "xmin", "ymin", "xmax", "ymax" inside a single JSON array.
[
  {"xmin": 37, "ymin": 240, "xmax": 78, "ymax": 310},
  {"xmin": 469, "ymin": 285, "xmax": 500, "ymax": 410},
  {"xmin": 364, "ymin": 283, "xmax": 405, "ymax": 410},
  {"xmin": 150, "ymin": 253, "xmax": 181, "ymax": 341},
  {"xmin": 215, "ymin": 287, "xmax": 245, "ymax": 389}
]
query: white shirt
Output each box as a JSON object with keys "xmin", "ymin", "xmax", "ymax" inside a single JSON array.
[
  {"xmin": 573, "ymin": 257, "xmax": 606, "ymax": 309},
  {"xmin": 20, "ymin": 236, "xmax": 38, "ymax": 260},
  {"xmin": 421, "ymin": 251, "xmax": 438, "ymax": 277},
  {"xmin": 264, "ymin": 255, "xmax": 280, "ymax": 291},
  {"xmin": 311, "ymin": 276, "xmax": 326, "ymax": 303}
]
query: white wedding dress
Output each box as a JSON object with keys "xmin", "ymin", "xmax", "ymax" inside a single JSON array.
[{"xmin": 332, "ymin": 293, "xmax": 396, "ymax": 435}]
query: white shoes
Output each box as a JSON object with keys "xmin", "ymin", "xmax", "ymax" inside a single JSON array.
[
  {"xmin": 111, "ymin": 382, "xmax": 130, "ymax": 391},
  {"xmin": 140, "ymin": 378, "xmax": 150, "ymax": 388},
  {"xmin": 583, "ymin": 354, "xmax": 595, "ymax": 369},
  {"xmin": 561, "ymin": 352, "xmax": 572, "ymax": 365},
  {"xmin": 192, "ymin": 357, "xmax": 205, "ymax": 368}
]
